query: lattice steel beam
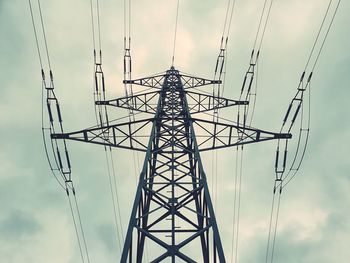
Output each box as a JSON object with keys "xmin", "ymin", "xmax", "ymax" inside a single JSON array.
[{"xmin": 51, "ymin": 67, "xmax": 292, "ymax": 262}]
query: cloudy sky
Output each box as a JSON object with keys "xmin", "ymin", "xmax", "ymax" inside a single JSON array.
[{"xmin": 0, "ymin": 0, "xmax": 349, "ymax": 262}]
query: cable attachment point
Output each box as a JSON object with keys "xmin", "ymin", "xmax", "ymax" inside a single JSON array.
[
  {"xmin": 41, "ymin": 69, "xmax": 45, "ymax": 80},
  {"xmin": 49, "ymin": 70, "xmax": 53, "ymax": 81},
  {"xmin": 250, "ymin": 49, "xmax": 255, "ymax": 62},
  {"xmin": 307, "ymin": 72, "xmax": 313, "ymax": 83}
]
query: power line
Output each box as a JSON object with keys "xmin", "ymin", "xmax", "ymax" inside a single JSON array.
[
  {"xmin": 96, "ymin": 0, "xmax": 102, "ymax": 52},
  {"xmin": 252, "ymin": 0, "xmax": 268, "ymax": 50},
  {"xmin": 89, "ymin": 0, "xmax": 96, "ymax": 51},
  {"xmin": 304, "ymin": 0, "xmax": 332, "ymax": 71},
  {"xmin": 28, "ymin": 0, "xmax": 43, "ymax": 69},
  {"xmin": 67, "ymin": 190, "xmax": 86, "ymax": 263},
  {"xmin": 32, "ymin": 1, "xmax": 342, "ymax": 261},
  {"xmin": 270, "ymin": 192, "xmax": 282, "ymax": 263},
  {"xmin": 257, "ymin": 0, "xmax": 275, "ymax": 52},
  {"xmin": 37, "ymin": 0, "xmax": 52, "ymax": 70},
  {"xmin": 234, "ymin": 146, "xmax": 244, "ymax": 263},
  {"xmin": 265, "ymin": 189, "xmax": 276, "ymax": 263},
  {"xmin": 311, "ymin": 0, "xmax": 341, "ymax": 72},
  {"xmin": 73, "ymin": 190, "xmax": 91, "ymax": 263},
  {"xmin": 171, "ymin": 0, "xmax": 180, "ymax": 66},
  {"xmin": 105, "ymin": 147, "xmax": 123, "ymax": 251},
  {"xmin": 275, "ymin": 0, "xmax": 341, "ymax": 191}
]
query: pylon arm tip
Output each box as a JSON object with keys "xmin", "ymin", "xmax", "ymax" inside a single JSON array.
[{"xmin": 274, "ymin": 133, "xmax": 292, "ymax": 139}]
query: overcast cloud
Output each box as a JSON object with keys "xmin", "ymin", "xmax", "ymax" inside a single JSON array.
[{"xmin": 0, "ymin": 0, "xmax": 349, "ymax": 262}]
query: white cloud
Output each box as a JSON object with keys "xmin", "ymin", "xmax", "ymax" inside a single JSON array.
[{"xmin": 1, "ymin": 0, "xmax": 349, "ymax": 262}]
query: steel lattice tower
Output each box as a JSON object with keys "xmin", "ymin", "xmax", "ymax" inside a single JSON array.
[
  {"xmin": 52, "ymin": 66, "xmax": 290, "ymax": 262},
  {"xmin": 121, "ymin": 67, "xmax": 225, "ymax": 262},
  {"xmin": 31, "ymin": 0, "xmax": 340, "ymax": 260}
]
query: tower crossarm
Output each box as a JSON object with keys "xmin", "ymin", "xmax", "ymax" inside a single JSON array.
[
  {"xmin": 185, "ymin": 90, "xmax": 248, "ymax": 114},
  {"xmin": 50, "ymin": 116, "xmax": 290, "ymax": 153},
  {"xmin": 191, "ymin": 118, "xmax": 292, "ymax": 152},
  {"xmin": 96, "ymin": 90, "xmax": 160, "ymax": 114},
  {"xmin": 124, "ymin": 72, "xmax": 221, "ymax": 89},
  {"xmin": 96, "ymin": 90, "xmax": 247, "ymax": 115},
  {"xmin": 51, "ymin": 118, "xmax": 154, "ymax": 152}
]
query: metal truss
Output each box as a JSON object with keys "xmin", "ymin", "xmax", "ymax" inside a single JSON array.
[
  {"xmin": 123, "ymin": 72, "xmax": 221, "ymax": 89},
  {"xmin": 52, "ymin": 117, "xmax": 290, "ymax": 153},
  {"xmin": 120, "ymin": 67, "xmax": 226, "ymax": 262},
  {"xmin": 96, "ymin": 90, "xmax": 248, "ymax": 115},
  {"xmin": 51, "ymin": 67, "xmax": 291, "ymax": 262}
]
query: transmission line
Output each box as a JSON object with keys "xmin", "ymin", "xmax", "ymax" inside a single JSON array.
[
  {"xmin": 211, "ymin": 0, "xmax": 238, "ymax": 218},
  {"xmin": 264, "ymin": 184, "xmax": 282, "ymax": 263},
  {"xmin": 264, "ymin": 188, "xmax": 276, "ymax": 263},
  {"xmin": 230, "ymin": 145, "xmax": 244, "ymax": 263},
  {"xmin": 171, "ymin": 0, "xmax": 180, "ymax": 66},
  {"xmin": 122, "ymin": 1, "xmax": 151, "ymax": 261},
  {"xmin": 229, "ymin": 1, "xmax": 278, "ymax": 260},
  {"xmin": 29, "ymin": 0, "xmax": 67, "ymax": 190},
  {"xmin": 89, "ymin": 1, "xmax": 126, "ymax": 257},
  {"xmin": 29, "ymin": 2, "xmax": 93, "ymax": 262},
  {"xmin": 274, "ymin": 0, "xmax": 341, "ymax": 191},
  {"xmin": 30, "ymin": 1, "xmax": 342, "ymax": 262},
  {"xmin": 266, "ymin": 2, "xmax": 341, "ymax": 262},
  {"xmin": 73, "ymin": 189, "xmax": 92, "ymax": 263},
  {"xmin": 270, "ymin": 192, "xmax": 282, "ymax": 263},
  {"xmin": 29, "ymin": 0, "xmax": 43, "ymax": 70},
  {"xmin": 37, "ymin": 0, "xmax": 52, "ymax": 70},
  {"xmin": 304, "ymin": 0, "xmax": 332, "ymax": 71},
  {"xmin": 311, "ymin": 0, "xmax": 341, "ymax": 72},
  {"xmin": 257, "ymin": 0, "xmax": 275, "ymax": 52},
  {"xmin": 67, "ymin": 188, "xmax": 86, "ymax": 263},
  {"xmin": 105, "ymin": 147, "xmax": 123, "ymax": 251}
]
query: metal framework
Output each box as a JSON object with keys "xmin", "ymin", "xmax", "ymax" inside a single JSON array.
[
  {"xmin": 51, "ymin": 67, "xmax": 290, "ymax": 262},
  {"xmin": 29, "ymin": 0, "xmax": 342, "ymax": 260}
]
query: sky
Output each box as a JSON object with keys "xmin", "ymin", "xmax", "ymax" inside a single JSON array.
[{"xmin": 0, "ymin": 0, "xmax": 350, "ymax": 262}]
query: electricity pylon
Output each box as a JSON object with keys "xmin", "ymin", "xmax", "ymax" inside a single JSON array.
[{"xmin": 52, "ymin": 66, "xmax": 290, "ymax": 262}]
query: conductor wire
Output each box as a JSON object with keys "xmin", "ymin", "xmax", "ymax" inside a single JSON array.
[
  {"xmin": 235, "ymin": 146, "xmax": 244, "ymax": 263},
  {"xmin": 29, "ymin": 0, "xmax": 43, "ymax": 69},
  {"xmin": 311, "ymin": 0, "xmax": 341, "ymax": 72},
  {"xmin": 270, "ymin": 192, "xmax": 282, "ymax": 263},
  {"xmin": 67, "ymin": 191, "xmax": 85, "ymax": 263},
  {"xmin": 73, "ymin": 191, "xmax": 91, "ymax": 263},
  {"xmin": 276, "ymin": 0, "xmax": 341, "ymax": 191},
  {"xmin": 265, "ymin": 190, "xmax": 276, "ymax": 263},
  {"xmin": 304, "ymin": 0, "xmax": 332, "ymax": 71},
  {"xmin": 257, "ymin": 0, "xmax": 275, "ymax": 51},
  {"xmin": 226, "ymin": 0, "xmax": 237, "ymax": 38},
  {"xmin": 105, "ymin": 147, "xmax": 123, "ymax": 251},
  {"xmin": 30, "ymin": 0, "xmax": 66, "ymax": 190},
  {"xmin": 252, "ymin": 0, "xmax": 269, "ymax": 50},
  {"xmin": 37, "ymin": 0, "xmax": 52, "ymax": 70},
  {"xmin": 96, "ymin": 0, "xmax": 102, "ymax": 51},
  {"xmin": 172, "ymin": 0, "xmax": 180, "ymax": 66},
  {"xmin": 89, "ymin": 0, "xmax": 96, "ymax": 50}
]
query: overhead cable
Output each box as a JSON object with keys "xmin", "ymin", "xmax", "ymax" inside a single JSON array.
[{"xmin": 172, "ymin": 0, "xmax": 180, "ymax": 66}]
